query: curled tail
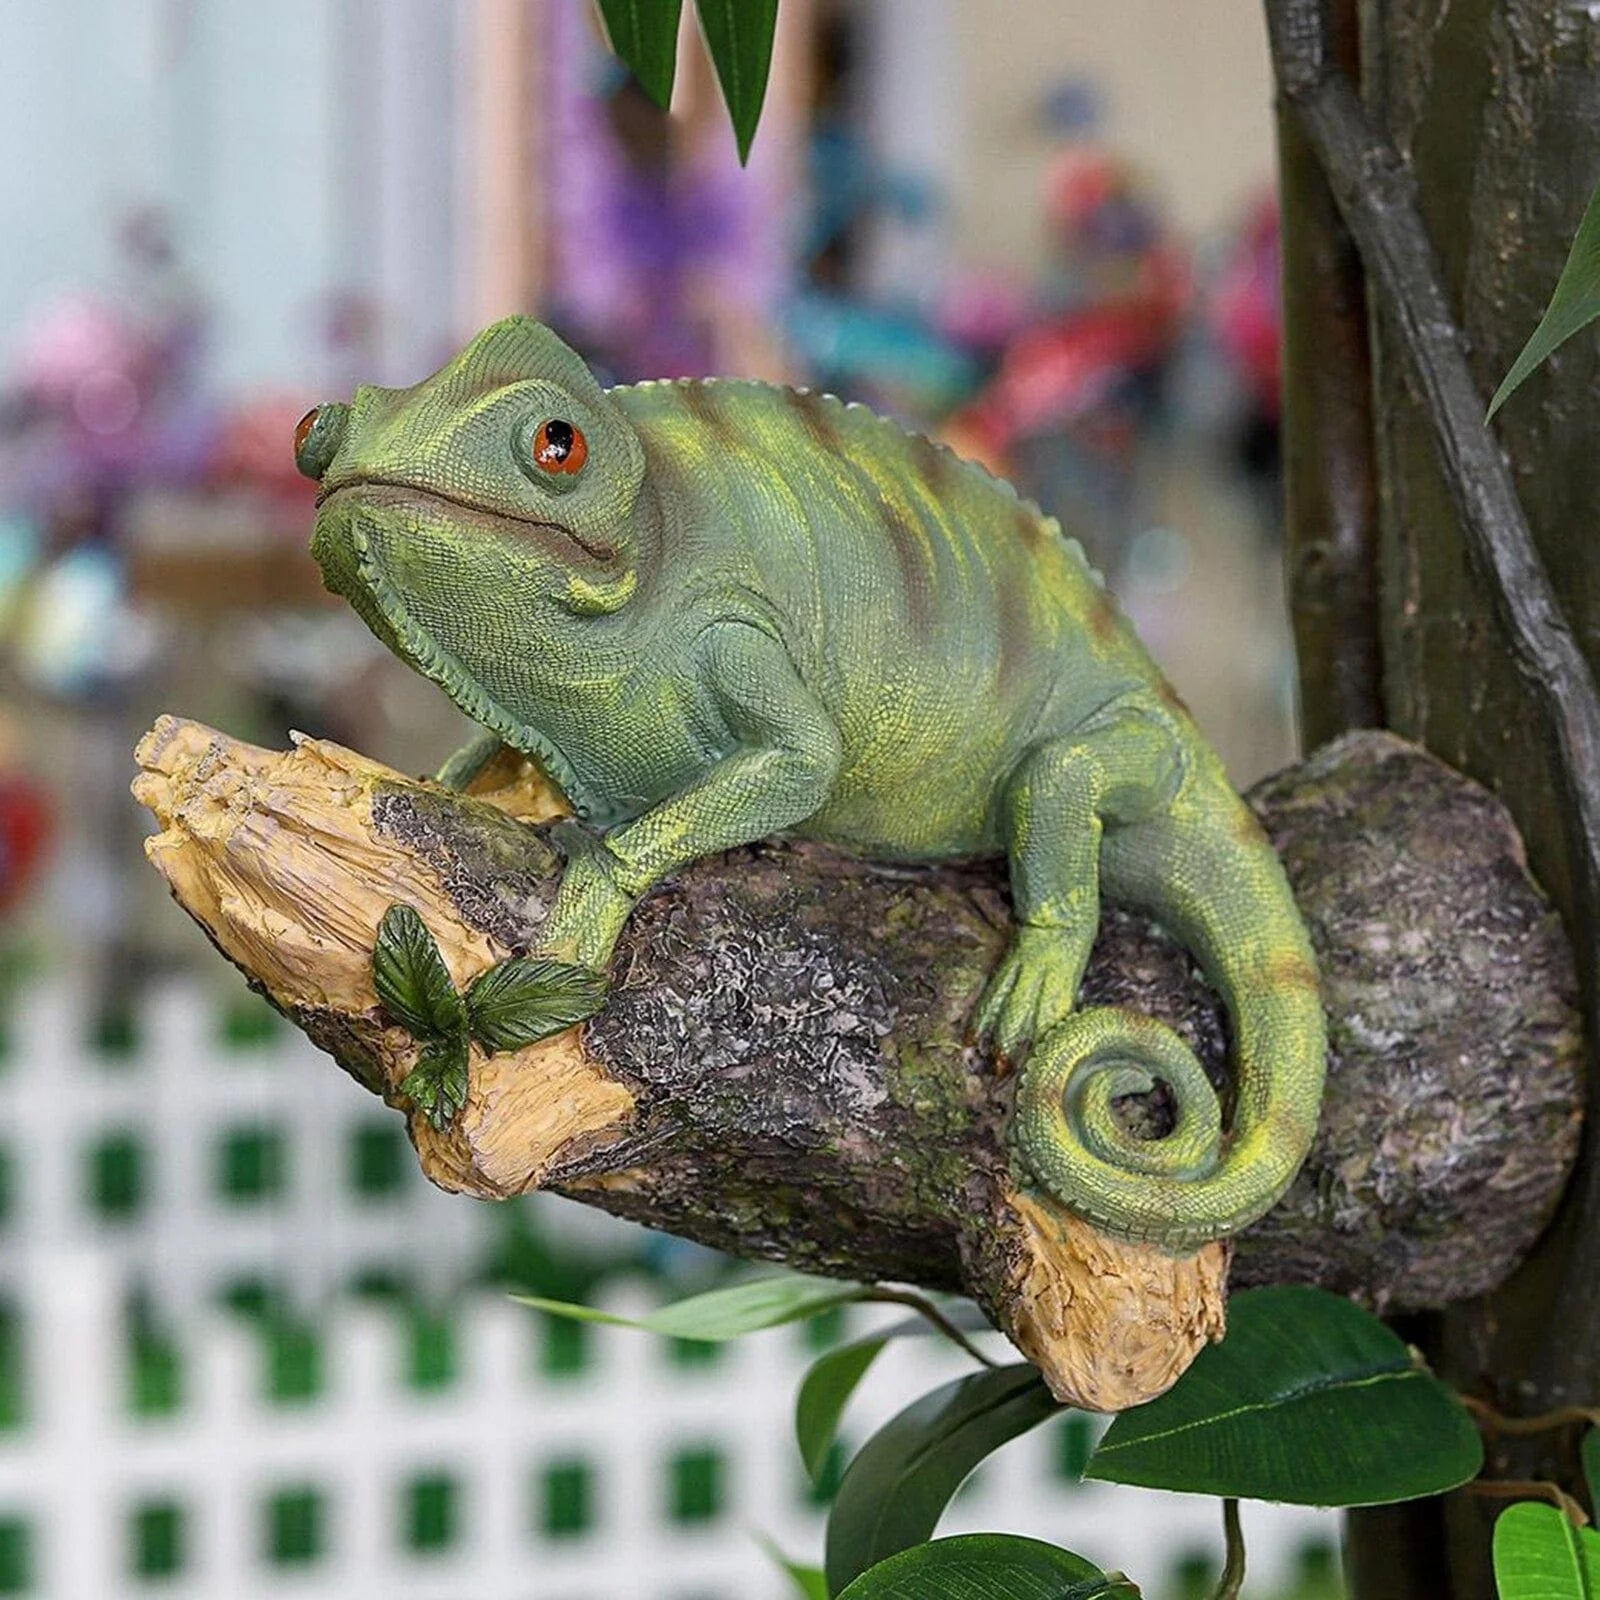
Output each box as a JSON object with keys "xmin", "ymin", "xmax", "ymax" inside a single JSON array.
[{"xmin": 1012, "ymin": 785, "xmax": 1326, "ymax": 1253}]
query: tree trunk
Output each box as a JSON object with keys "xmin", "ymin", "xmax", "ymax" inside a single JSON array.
[
  {"xmin": 1277, "ymin": 0, "xmax": 1383, "ymax": 746},
  {"xmin": 1272, "ymin": 0, "xmax": 1600, "ymax": 1591}
]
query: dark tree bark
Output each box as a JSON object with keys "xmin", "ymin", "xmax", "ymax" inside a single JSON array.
[
  {"xmin": 133, "ymin": 717, "xmax": 1582, "ymax": 1417},
  {"xmin": 1266, "ymin": 0, "xmax": 1600, "ymax": 1592},
  {"xmin": 1277, "ymin": 0, "xmax": 1384, "ymax": 745}
]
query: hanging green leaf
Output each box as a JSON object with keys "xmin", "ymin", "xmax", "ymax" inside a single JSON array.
[
  {"xmin": 694, "ymin": 0, "xmax": 778, "ymax": 164},
  {"xmin": 798, "ymin": 1335, "xmax": 890, "ymax": 1483},
  {"xmin": 464, "ymin": 956, "xmax": 609, "ymax": 1051},
  {"xmin": 835, "ymin": 1534, "xmax": 1127, "ymax": 1599},
  {"xmin": 756, "ymin": 1535, "xmax": 832, "ymax": 1600},
  {"xmin": 398, "ymin": 1033, "xmax": 470, "ymax": 1130},
  {"xmin": 372, "ymin": 904, "xmax": 465, "ymax": 1039},
  {"xmin": 516, "ymin": 1270, "xmax": 867, "ymax": 1340},
  {"xmin": 1488, "ymin": 174, "xmax": 1600, "ymax": 418},
  {"xmin": 1492, "ymin": 1501, "xmax": 1600, "ymax": 1599},
  {"xmin": 795, "ymin": 1306, "xmax": 997, "ymax": 1484},
  {"xmin": 596, "ymin": 0, "xmax": 684, "ymax": 110},
  {"xmin": 1086, "ymin": 1285, "xmax": 1483, "ymax": 1506},
  {"xmin": 1584, "ymin": 1429, "xmax": 1600, "ymax": 1515},
  {"xmin": 824, "ymin": 1363, "xmax": 1062, "ymax": 1594}
]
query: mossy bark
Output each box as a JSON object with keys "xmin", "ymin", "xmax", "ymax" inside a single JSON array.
[{"xmin": 134, "ymin": 717, "xmax": 1581, "ymax": 1414}]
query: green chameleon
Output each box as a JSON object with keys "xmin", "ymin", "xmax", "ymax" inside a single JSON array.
[{"xmin": 297, "ymin": 316, "xmax": 1325, "ymax": 1252}]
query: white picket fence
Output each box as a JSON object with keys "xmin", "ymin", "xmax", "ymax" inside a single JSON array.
[
  {"xmin": 0, "ymin": 1262, "xmax": 1337, "ymax": 1600},
  {"xmin": 0, "ymin": 981, "xmax": 1340, "ymax": 1596},
  {"xmin": 0, "ymin": 981, "xmax": 625, "ymax": 1309}
]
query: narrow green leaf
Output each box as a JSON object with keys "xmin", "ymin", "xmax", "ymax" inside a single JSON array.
[
  {"xmin": 794, "ymin": 1305, "xmax": 995, "ymax": 1485},
  {"xmin": 372, "ymin": 904, "xmax": 465, "ymax": 1038},
  {"xmin": 694, "ymin": 0, "xmax": 778, "ymax": 164},
  {"xmin": 1488, "ymin": 173, "xmax": 1600, "ymax": 418},
  {"xmin": 824, "ymin": 1364, "xmax": 1061, "ymax": 1594},
  {"xmin": 798, "ymin": 1336, "xmax": 888, "ymax": 1483},
  {"xmin": 757, "ymin": 1535, "xmax": 831, "ymax": 1600},
  {"xmin": 516, "ymin": 1271, "xmax": 866, "ymax": 1340},
  {"xmin": 1584, "ymin": 1429, "xmax": 1600, "ymax": 1515},
  {"xmin": 1086, "ymin": 1285, "xmax": 1483, "ymax": 1506},
  {"xmin": 596, "ymin": 0, "xmax": 684, "ymax": 110},
  {"xmin": 398, "ymin": 1033, "xmax": 470, "ymax": 1130},
  {"xmin": 1492, "ymin": 1501, "xmax": 1600, "ymax": 1599},
  {"xmin": 464, "ymin": 956, "xmax": 609, "ymax": 1051},
  {"xmin": 835, "ymin": 1533, "xmax": 1118, "ymax": 1600}
]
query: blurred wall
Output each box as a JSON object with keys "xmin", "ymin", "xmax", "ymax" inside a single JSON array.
[
  {"xmin": 0, "ymin": 0, "xmax": 468, "ymax": 396},
  {"xmin": 952, "ymin": 0, "xmax": 1274, "ymax": 259}
]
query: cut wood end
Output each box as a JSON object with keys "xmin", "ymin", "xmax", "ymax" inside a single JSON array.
[
  {"xmin": 999, "ymin": 1190, "xmax": 1229, "ymax": 1410},
  {"xmin": 132, "ymin": 716, "xmax": 634, "ymax": 1190},
  {"xmin": 462, "ymin": 745, "xmax": 574, "ymax": 822}
]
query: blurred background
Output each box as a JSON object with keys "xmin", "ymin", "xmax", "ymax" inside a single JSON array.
[{"xmin": 0, "ymin": 2, "xmax": 1328, "ymax": 1596}]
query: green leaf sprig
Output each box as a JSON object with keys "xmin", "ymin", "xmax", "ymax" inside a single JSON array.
[
  {"xmin": 596, "ymin": 0, "xmax": 780, "ymax": 163},
  {"xmin": 371, "ymin": 903, "xmax": 608, "ymax": 1130}
]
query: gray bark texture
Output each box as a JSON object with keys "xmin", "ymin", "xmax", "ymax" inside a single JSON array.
[{"xmin": 376, "ymin": 730, "xmax": 1581, "ymax": 1310}]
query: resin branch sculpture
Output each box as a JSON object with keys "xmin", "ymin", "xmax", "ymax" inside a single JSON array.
[{"xmin": 134, "ymin": 719, "xmax": 1582, "ymax": 1410}]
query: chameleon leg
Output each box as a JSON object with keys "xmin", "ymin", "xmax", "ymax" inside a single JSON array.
[
  {"xmin": 539, "ymin": 623, "xmax": 844, "ymax": 973},
  {"xmin": 975, "ymin": 702, "xmax": 1184, "ymax": 1059},
  {"xmin": 435, "ymin": 727, "xmax": 505, "ymax": 791},
  {"xmin": 994, "ymin": 707, "xmax": 1326, "ymax": 1248}
]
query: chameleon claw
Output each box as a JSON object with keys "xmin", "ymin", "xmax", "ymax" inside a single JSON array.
[{"xmin": 975, "ymin": 926, "xmax": 1086, "ymax": 1065}]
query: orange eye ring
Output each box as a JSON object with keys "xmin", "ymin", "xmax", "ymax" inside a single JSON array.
[
  {"xmin": 532, "ymin": 418, "xmax": 588, "ymax": 475},
  {"xmin": 293, "ymin": 401, "xmax": 348, "ymax": 481}
]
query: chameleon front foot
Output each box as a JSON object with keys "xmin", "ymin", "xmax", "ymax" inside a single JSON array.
[
  {"xmin": 973, "ymin": 924, "xmax": 1090, "ymax": 1061},
  {"xmin": 373, "ymin": 903, "xmax": 611, "ymax": 1130}
]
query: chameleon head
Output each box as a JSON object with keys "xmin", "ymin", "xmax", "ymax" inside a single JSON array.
[{"xmin": 297, "ymin": 317, "xmax": 647, "ymax": 751}]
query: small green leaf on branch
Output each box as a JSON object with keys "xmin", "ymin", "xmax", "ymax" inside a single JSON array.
[
  {"xmin": 597, "ymin": 0, "xmax": 684, "ymax": 109},
  {"xmin": 373, "ymin": 904, "xmax": 465, "ymax": 1038},
  {"xmin": 1584, "ymin": 1429, "xmax": 1600, "ymax": 1516},
  {"xmin": 465, "ymin": 956, "xmax": 610, "ymax": 1051},
  {"xmin": 398, "ymin": 1033, "xmax": 470, "ymax": 1130}
]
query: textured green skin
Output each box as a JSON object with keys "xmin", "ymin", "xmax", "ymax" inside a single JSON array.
[{"xmin": 306, "ymin": 318, "xmax": 1326, "ymax": 1250}]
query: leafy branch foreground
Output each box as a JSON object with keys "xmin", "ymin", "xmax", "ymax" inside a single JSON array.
[{"xmin": 528, "ymin": 1270, "xmax": 1600, "ymax": 1598}]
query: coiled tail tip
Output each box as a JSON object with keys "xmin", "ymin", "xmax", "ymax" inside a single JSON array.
[{"xmin": 1012, "ymin": 1006, "xmax": 1305, "ymax": 1252}]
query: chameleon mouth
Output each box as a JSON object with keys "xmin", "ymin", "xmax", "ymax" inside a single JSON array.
[
  {"xmin": 313, "ymin": 489, "xmax": 599, "ymax": 820},
  {"xmin": 315, "ymin": 477, "xmax": 619, "ymax": 561}
]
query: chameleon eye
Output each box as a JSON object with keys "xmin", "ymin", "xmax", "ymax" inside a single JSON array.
[
  {"xmin": 293, "ymin": 401, "xmax": 349, "ymax": 480},
  {"xmin": 532, "ymin": 418, "xmax": 588, "ymax": 475}
]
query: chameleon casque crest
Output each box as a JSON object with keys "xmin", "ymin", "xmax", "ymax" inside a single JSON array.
[{"xmin": 299, "ymin": 315, "xmax": 1326, "ymax": 1254}]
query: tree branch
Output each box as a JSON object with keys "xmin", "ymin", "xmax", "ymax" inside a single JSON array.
[
  {"xmin": 132, "ymin": 720, "xmax": 1582, "ymax": 1411},
  {"xmin": 1275, "ymin": 0, "xmax": 1384, "ymax": 744}
]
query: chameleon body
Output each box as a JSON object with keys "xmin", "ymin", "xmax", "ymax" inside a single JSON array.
[{"xmin": 301, "ymin": 317, "xmax": 1325, "ymax": 1252}]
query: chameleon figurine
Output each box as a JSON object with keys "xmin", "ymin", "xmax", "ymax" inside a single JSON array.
[{"xmin": 297, "ymin": 316, "xmax": 1325, "ymax": 1252}]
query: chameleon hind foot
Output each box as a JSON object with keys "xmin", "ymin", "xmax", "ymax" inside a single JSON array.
[{"xmin": 974, "ymin": 923, "xmax": 1092, "ymax": 1062}]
